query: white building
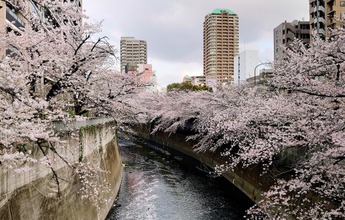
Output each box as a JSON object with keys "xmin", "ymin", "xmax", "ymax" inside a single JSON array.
[
  {"xmin": 234, "ymin": 50, "xmax": 258, "ymax": 85},
  {"xmin": 191, "ymin": 76, "xmax": 206, "ymax": 85}
]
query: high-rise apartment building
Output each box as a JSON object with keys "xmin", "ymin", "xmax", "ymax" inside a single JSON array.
[
  {"xmin": 310, "ymin": 0, "xmax": 345, "ymax": 40},
  {"xmin": 203, "ymin": 8, "xmax": 239, "ymax": 85},
  {"xmin": 120, "ymin": 37, "xmax": 147, "ymax": 73},
  {"xmin": 274, "ymin": 20, "xmax": 310, "ymax": 60}
]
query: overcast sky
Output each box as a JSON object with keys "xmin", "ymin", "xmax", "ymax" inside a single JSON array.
[{"xmin": 84, "ymin": 0, "xmax": 309, "ymax": 88}]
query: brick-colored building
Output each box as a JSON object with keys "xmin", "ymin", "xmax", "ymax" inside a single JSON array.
[{"xmin": 203, "ymin": 8, "xmax": 239, "ymax": 85}]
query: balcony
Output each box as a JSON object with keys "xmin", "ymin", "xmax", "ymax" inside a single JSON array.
[
  {"xmin": 314, "ymin": 5, "xmax": 325, "ymax": 12},
  {"xmin": 6, "ymin": 7, "xmax": 25, "ymax": 30},
  {"xmin": 5, "ymin": 44, "xmax": 21, "ymax": 57},
  {"xmin": 314, "ymin": 17, "xmax": 326, "ymax": 24},
  {"xmin": 313, "ymin": 28, "xmax": 326, "ymax": 36}
]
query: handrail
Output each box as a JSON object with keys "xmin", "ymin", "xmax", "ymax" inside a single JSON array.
[{"xmin": 53, "ymin": 117, "xmax": 115, "ymax": 132}]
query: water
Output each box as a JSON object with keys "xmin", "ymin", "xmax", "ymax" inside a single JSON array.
[{"xmin": 106, "ymin": 138, "xmax": 253, "ymax": 220}]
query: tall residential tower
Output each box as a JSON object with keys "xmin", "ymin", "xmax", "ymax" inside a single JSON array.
[
  {"xmin": 203, "ymin": 9, "xmax": 239, "ymax": 85},
  {"xmin": 120, "ymin": 37, "xmax": 147, "ymax": 73}
]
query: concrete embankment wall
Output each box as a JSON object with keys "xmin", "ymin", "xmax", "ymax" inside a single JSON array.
[
  {"xmin": 135, "ymin": 124, "xmax": 274, "ymax": 204},
  {"xmin": 0, "ymin": 119, "xmax": 123, "ymax": 220}
]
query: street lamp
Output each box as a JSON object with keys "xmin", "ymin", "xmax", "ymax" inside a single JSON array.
[{"xmin": 253, "ymin": 62, "xmax": 271, "ymax": 84}]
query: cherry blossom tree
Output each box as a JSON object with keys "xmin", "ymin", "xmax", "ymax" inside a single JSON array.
[
  {"xmin": 0, "ymin": 0, "xmax": 143, "ymax": 207},
  {"xmin": 139, "ymin": 27, "xmax": 345, "ymax": 219}
]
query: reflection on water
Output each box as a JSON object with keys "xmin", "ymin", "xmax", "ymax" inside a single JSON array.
[{"xmin": 106, "ymin": 139, "xmax": 253, "ymax": 220}]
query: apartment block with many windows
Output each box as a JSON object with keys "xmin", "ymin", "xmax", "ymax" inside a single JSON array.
[
  {"xmin": 120, "ymin": 37, "xmax": 147, "ymax": 73},
  {"xmin": 310, "ymin": 0, "xmax": 345, "ymax": 40},
  {"xmin": 274, "ymin": 20, "xmax": 310, "ymax": 60},
  {"xmin": 203, "ymin": 8, "xmax": 239, "ymax": 85}
]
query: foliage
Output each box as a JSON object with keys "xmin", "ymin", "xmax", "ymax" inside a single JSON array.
[
  {"xmin": 138, "ymin": 27, "xmax": 345, "ymax": 219},
  {"xmin": 167, "ymin": 81, "xmax": 212, "ymax": 92}
]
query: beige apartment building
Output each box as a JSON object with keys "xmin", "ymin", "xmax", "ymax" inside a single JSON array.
[
  {"xmin": 310, "ymin": 0, "xmax": 345, "ymax": 40},
  {"xmin": 120, "ymin": 37, "xmax": 147, "ymax": 73},
  {"xmin": 203, "ymin": 8, "xmax": 239, "ymax": 85}
]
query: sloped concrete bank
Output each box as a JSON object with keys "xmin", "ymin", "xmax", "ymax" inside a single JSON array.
[
  {"xmin": 133, "ymin": 124, "xmax": 275, "ymax": 205},
  {"xmin": 0, "ymin": 119, "xmax": 123, "ymax": 220}
]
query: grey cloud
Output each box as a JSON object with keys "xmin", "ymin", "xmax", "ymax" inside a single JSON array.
[{"xmin": 84, "ymin": 0, "xmax": 308, "ymax": 64}]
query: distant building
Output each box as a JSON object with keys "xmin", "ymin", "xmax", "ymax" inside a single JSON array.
[
  {"xmin": 234, "ymin": 50, "xmax": 258, "ymax": 84},
  {"xmin": 120, "ymin": 37, "xmax": 147, "ymax": 73},
  {"xmin": 137, "ymin": 64, "xmax": 153, "ymax": 85},
  {"xmin": 128, "ymin": 64, "xmax": 157, "ymax": 94},
  {"xmin": 182, "ymin": 75, "xmax": 192, "ymax": 83},
  {"xmin": 310, "ymin": 0, "xmax": 345, "ymax": 40},
  {"xmin": 246, "ymin": 68, "xmax": 273, "ymax": 84},
  {"xmin": 274, "ymin": 20, "xmax": 310, "ymax": 60},
  {"xmin": 191, "ymin": 75, "xmax": 206, "ymax": 85},
  {"xmin": 203, "ymin": 8, "xmax": 239, "ymax": 85},
  {"xmin": 182, "ymin": 75, "xmax": 206, "ymax": 85}
]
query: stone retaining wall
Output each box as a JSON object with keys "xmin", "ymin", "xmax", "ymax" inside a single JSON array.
[
  {"xmin": 0, "ymin": 119, "xmax": 123, "ymax": 220},
  {"xmin": 134, "ymin": 124, "xmax": 273, "ymax": 204}
]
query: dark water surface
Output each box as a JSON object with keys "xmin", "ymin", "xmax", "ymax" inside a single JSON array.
[{"xmin": 106, "ymin": 139, "xmax": 253, "ymax": 220}]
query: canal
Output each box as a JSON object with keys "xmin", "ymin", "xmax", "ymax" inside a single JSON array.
[{"xmin": 106, "ymin": 138, "xmax": 253, "ymax": 220}]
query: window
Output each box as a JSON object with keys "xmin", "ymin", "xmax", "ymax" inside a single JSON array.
[{"xmin": 341, "ymin": 1, "xmax": 345, "ymax": 6}]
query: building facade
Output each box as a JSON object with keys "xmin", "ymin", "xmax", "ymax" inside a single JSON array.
[
  {"xmin": 234, "ymin": 50, "xmax": 258, "ymax": 84},
  {"xmin": 203, "ymin": 8, "xmax": 239, "ymax": 85},
  {"xmin": 274, "ymin": 20, "xmax": 310, "ymax": 60},
  {"xmin": 310, "ymin": 0, "xmax": 345, "ymax": 40},
  {"xmin": 0, "ymin": 0, "xmax": 28, "ymax": 57},
  {"xmin": 130, "ymin": 64, "xmax": 157, "ymax": 94},
  {"xmin": 0, "ymin": 0, "xmax": 82, "ymax": 57},
  {"xmin": 120, "ymin": 37, "xmax": 147, "ymax": 73}
]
